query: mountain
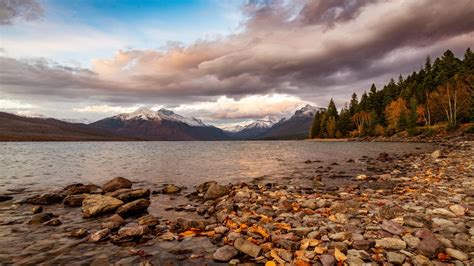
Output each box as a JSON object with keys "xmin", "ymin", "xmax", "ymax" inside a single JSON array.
[
  {"xmin": 0, "ymin": 112, "xmax": 132, "ymax": 141},
  {"xmin": 225, "ymin": 116, "xmax": 277, "ymax": 139},
  {"xmin": 91, "ymin": 107, "xmax": 230, "ymax": 141},
  {"xmin": 260, "ymin": 105, "xmax": 326, "ymax": 140}
]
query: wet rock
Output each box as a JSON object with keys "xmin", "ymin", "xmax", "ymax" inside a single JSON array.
[
  {"xmin": 417, "ymin": 236, "xmax": 444, "ymax": 258},
  {"xmin": 106, "ymin": 188, "xmax": 150, "ymax": 202},
  {"xmin": 402, "ymin": 234, "xmax": 421, "ymax": 248},
  {"xmin": 64, "ymin": 183, "xmax": 101, "ymax": 195},
  {"xmin": 375, "ymin": 238, "xmax": 406, "ymax": 250},
  {"xmin": 404, "ymin": 215, "xmax": 431, "ymax": 228},
  {"xmin": 117, "ymin": 225, "xmax": 149, "ymax": 238},
  {"xmin": 196, "ymin": 181, "xmax": 217, "ymax": 193},
  {"xmin": 319, "ymin": 254, "xmax": 336, "ymax": 266},
  {"xmin": 63, "ymin": 194, "xmax": 85, "ymax": 207},
  {"xmin": 116, "ymin": 199, "xmax": 150, "ymax": 216},
  {"xmin": 162, "ymin": 184, "xmax": 182, "ymax": 194},
  {"xmin": 102, "ymin": 177, "xmax": 132, "ymax": 193},
  {"xmin": 177, "ymin": 218, "xmax": 209, "ymax": 230},
  {"xmin": 31, "ymin": 205, "xmax": 43, "ymax": 214},
  {"xmin": 355, "ymin": 174, "xmax": 368, "ymax": 180},
  {"xmin": 138, "ymin": 214, "xmax": 159, "ymax": 227},
  {"xmin": 381, "ymin": 220, "xmax": 404, "ymax": 235},
  {"xmin": 386, "ymin": 252, "xmax": 406, "ymax": 264},
  {"xmin": 69, "ymin": 228, "xmax": 88, "ymax": 238},
  {"xmin": 213, "ymin": 245, "xmax": 238, "ymax": 261},
  {"xmin": 158, "ymin": 231, "xmax": 175, "ymax": 241},
  {"xmin": 234, "ymin": 190, "xmax": 251, "ymax": 202},
  {"xmin": 28, "ymin": 213, "xmax": 54, "ymax": 224},
  {"xmin": 446, "ymin": 248, "xmax": 468, "ymax": 261},
  {"xmin": 89, "ymin": 228, "xmax": 110, "ymax": 242},
  {"xmin": 203, "ymin": 183, "xmax": 228, "ymax": 200},
  {"xmin": 44, "ymin": 218, "xmax": 61, "ymax": 226},
  {"xmin": 82, "ymin": 195, "xmax": 124, "ymax": 218},
  {"xmin": 23, "ymin": 193, "xmax": 64, "ymax": 205},
  {"xmin": 233, "ymin": 238, "xmax": 262, "ymax": 258},
  {"xmin": 0, "ymin": 195, "xmax": 13, "ymax": 202}
]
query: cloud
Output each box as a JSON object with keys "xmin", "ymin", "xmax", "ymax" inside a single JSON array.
[
  {"xmin": 1, "ymin": 0, "xmax": 473, "ymax": 119},
  {"xmin": 0, "ymin": 0, "xmax": 43, "ymax": 25},
  {"xmin": 73, "ymin": 104, "xmax": 144, "ymax": 114}
]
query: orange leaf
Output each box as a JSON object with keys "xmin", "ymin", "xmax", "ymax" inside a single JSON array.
[
  {"xmin": 295, "ymin": 259, "xmax": 311, "ymax": 266},
  {"xmin": 249, "ymin": 225, "xmax": 269, "ymax": 239},
  {"xmin": 334, "ymin": 248, "xmax": 347, "ymax": 262}
]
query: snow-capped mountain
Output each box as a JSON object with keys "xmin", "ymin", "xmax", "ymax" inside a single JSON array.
[
  {"xmin": 225, "ymin": 116, "xmax": 278, "ymax": 139},
  {"xmin": 91, "ymin": 107, "xmax": 230, "ymax": 141}
]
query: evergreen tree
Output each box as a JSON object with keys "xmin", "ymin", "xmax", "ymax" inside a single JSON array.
[
  {"xmin": 349, "ymin": 93, "xmax": 359, "ymax": 116},
  {"xmin": 310, "ymin": 112, "xmax": 322, "ymax": 138},
  {"xmin": 327, "ymin": 99, "xmax": 338, "ymax": 118}
]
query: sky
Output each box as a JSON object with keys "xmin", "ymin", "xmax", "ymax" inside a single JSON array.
[{"xmin": 1, "ymin": 0, "xmax": 473, "ymax": 126}]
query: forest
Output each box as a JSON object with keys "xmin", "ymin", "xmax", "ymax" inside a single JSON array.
[{"xmin": 310, "ymin": 48, "xmax": 474, "ymax": 138}]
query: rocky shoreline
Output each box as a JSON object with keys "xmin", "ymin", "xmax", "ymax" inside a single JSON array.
[{"xmin": 0, "ymin": 138, "xmax": 472, "ymax": 265}]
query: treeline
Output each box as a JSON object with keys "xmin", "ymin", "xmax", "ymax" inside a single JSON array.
[{"xmin": 310, "ymin": 48, "xmax": 474, "ymax": 138}]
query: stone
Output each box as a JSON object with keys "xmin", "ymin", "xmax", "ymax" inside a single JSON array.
[
  {"xmin": 449, "ymin": 205, "xmax": 466, "ymax": 216},
  {"xmin": 44, "ymin": 218, "xmax": 61, "ymax": 226},
  {"xmin": 213, "ymin": 245, "xmax": 238, "ymax": 262},
  {"xmin": 432, "ymin": 218, "xmax": 455, "ymax": 227},
  {"xmin": 116, "ymin": 199, "xmax": 150, "ymax": 217},
  {"xmin": 31, "ymin": 206, "xmax": 43, "ymax": 214},
  {"xmin": 404, "ymin": 215, "xmax": 431, "ymax": 228},
  {"xmin": 28, "ymin": 213, "xmax": 54, "ymax": 224},
  {"xmin": 102, "ymin": 177, "xmax": 132, "ymax": 193},
  {"xmin": 417, "ymin": 236, "xmax": 444, "ymax": 258},
  {"xmin": 138, "ymin": 215, "xmax": 159, "ymax": 227},
  {"xmin": 64, "ymin": 183, "xmax": 95, "ymax": 195},
  {"xmin": 159, "ymin": 231, "xmax": 175, "ymax": 241},
  {"xmin": 346, "ymin": 249, "xmax": 364, "ymax": 265},
  {"xmin": 63, "ymin": 194, "xmax": 86, "ymax": 207},
  {"xmin": 431, "ymin": 208, "xmax": 456, "ymax": 218},
  {"xmin": 233, "ymin": 238, "xmax": 262, "ymax": 258},
  {"xmin": 329, "ymin": 232, "xmax": 347, "ymax": 241},
  {"xmin": 0, "ymin": 195, "xmax": 13, "ymax": 202},
  {"xmin": 162, "ymin": 184, "xmax": 181, "ymax": 194},
  {"xmin": 386, "ymin": 252, "xmax": 406, "ymax": 264},
  {"xmin": 23, "ymin": 193, "xmax": 64, "ymax": 205},
  {"xmin": 177, "ymin": 218, "xmax": 209, "ymax": 230},
  {"xmin": 319, "ymin": 254, "xmax": 336, "ymax": 266},
  {"xmin": 196, "ymin": 181, "xmax": 217, "ymax": 193},
  {"xmin": 375, "ymin": 238, "xmax": 407, "ymax": 250},
  {"xmin": 328, "ymin": 242, "xmax": 349, "ymax": 253},
  {"xmin": 106, "ymin": 188, "xmax": 150, "ymax": 202},
  {"xmin": 69, "ymin": 228, "xmax": 88, "ymax": 238},
  {"xmin": 452, "ymin": 239, "xmax": 474, "ymax": 252},
  {"xmin": 117, "ymin": 225, "xmax": 149, "ymax": 238},
  {"xmin": 82, "ymin": 195, "xmax": 124, "ymax": 218},
  {"xmin": 352, "ymin": 240, "xmax": 373, "ymax": 250},
  {"xmin": 356, "ymin": 174, "xmax": 368, "ymax": 180},
  {"xmin": 214, "ymin": 226, "xmax": 229, "ymax": 234},
  {"xmin": 89, "ymin": 228, "xmax": 110, "ymax": 242},
  {"xmin": 234, "ymin": 190, "xmax": 251, "ymax": 202},
  {"xmin": 382, "ymin": 220, "xmax": 404, "ymax": 235},
  {"xmin": 412, "ymin": 255, "xmax": 431, "ymax": 266},
  {"xmin": 431, "ymin": 150, "xmax": 441, "ymax": 159},
  {"xmin": 445, "ymin": 248, "xmax": 468, "ymax": 261},
  {"xmin": 402, "ymin": 234, "xmax": 421, "ymax": 249},
  {"xmin": 203, "ymin": 183, "xmax": 228, "ymax": 200}
]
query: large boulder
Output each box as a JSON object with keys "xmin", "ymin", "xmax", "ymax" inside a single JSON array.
[
  {"xmin": 82, "ymin": 195, "xmax": 124, "ymax": 218},
  {"xmin": 102, "ymin": 177, "xmax": 132, "ymax": 193},
  {"xmin": 106, "ymin": 188, "xmax": 150, "ymax": 202},
  {"xmin": 116, "ymin": 199, "xmax": 150, "ymax": 217},
  {"xmin": 64, "ymin": 183, "xmax": 102, "ymax": 195},
  {"xmin": 203, "ymin": 183, "xmax": 228, "ymax": 200},
  {"xmin": 23, "ymin": 193, "xmax": 64, "ymax": 205}
]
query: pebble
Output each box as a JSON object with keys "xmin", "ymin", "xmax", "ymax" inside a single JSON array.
[
  {"xmin": 213, "ymin": 245, "xmax": 238, "ymax": 262},
  {"xmin": 375, "ymin": 238, "xmax": 407, "ymax": 250},
  {"xmin": 386, "ymin": 251, "xmax": 406, "ymax": 264},
  {"xmin": 233, "ymin": 238, "xmax": 262, "ymax": 258},
  {"xmin": 445, "ymin": 248, "xmax": 468, "ymax": 261}
]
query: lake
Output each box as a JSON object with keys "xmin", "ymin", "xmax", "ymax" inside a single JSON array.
[{"xmin": 0, "ymin": 141, "xmax": 434, "ymax": 192}]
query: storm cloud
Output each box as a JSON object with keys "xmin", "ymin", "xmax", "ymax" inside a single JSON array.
[
  {"xmin": 0, "ymin": 0, "xmax": 43, "ymax": 25},
  {"xmin": 1, "ymin": 0, "xmax": 473, "ymax": 120}
]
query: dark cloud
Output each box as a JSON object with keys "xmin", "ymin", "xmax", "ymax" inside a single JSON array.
[
  {"xmin": 0, "ymin": 0, "xmax": 43, "ymax": 25},
  {"xmin": 1, "ymin": 0, "xmax": 473, "ymax": 110}
]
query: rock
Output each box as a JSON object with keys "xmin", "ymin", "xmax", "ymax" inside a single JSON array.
[
  {"xmin": 117, "ymin": 225, "xmax": 149, "ymax": 238},
  {"xmin": 234, "ymin": 190, "xmax": 251, "ymax": 202},
  {"xmin": 162, "ymin": 184, "xmax": 182, "ymax": 194},
  {"xmin": 64, "ymin": 183, "xmax": 101, "ymax": 195},
  {"xmin": 417, "ymin": 236, "xmax": 444, "ymax": 258},
  {"xmin": 329, "ymin": 232, "xmax": 347, "ymax": 241},
  {"xmin": 449, "ymin": 205, "xmax": 466, "ymax": 216},
  {"xmin": 233, "ymin": 238, "xmax": 262, "ymax": 258},
  {"xmin": 138, "ymin": 215, "xmax": 159, "ymax": 227},
  {"xmin": 63, "ymin": 194, "xmax": 86, "ymax": 207},
  {"xmin": 402, "ymin": 234, "xmax": 421, "ymax": 249},
  {"xmin": 214, "ymin": 226, "xmax": 229, "ymax": 234},
  {"xmin": 431, "ymin": 150, "xmax": 441, "ymax": 159},
  {"xmin": 319, "ymin": 254, "xmax": 336, "ymax": 266},
  {"xmin": 106, "ymin": 188, "xmax": 150, "ymax": 202},
  {"xmin": 203, "ymin": 183, "xmax": 228, "ymax": 200},
  {"xmin": 356, "ymin": 174, "xmax": 368, "ymax": 180},
  {"xmin": 228, "ymin": 259, "xmax": 240, "ymax": 266},
  {"xmin": 445, "ymin": 248, "xmax": 468, "ymax": 261},
  {"xmin": 31, "ymin": 206, "xmax": 43, "ymax": 214},
  {"xmin": 0, "ymin": 195, "xmax": 13, "ymax": 202},
  {"xmin": 89, "ymin": 228, "xmax": 110, "ymax": 242},
  {"xmin": 352, "ymin": 240, "xmax": 373, "ymax": 250},
  {"xmin": 432, "ymin": 218, "xmax": 455, "ymax": 227},
  {"xmin": 82, "ymin": 195, "xmax": 123, "ymax": 218},
  {"xmin": 69, "ymin": 228, "xmax": 88, "ymax": 238},
  {"xmin": 213, "ymin": 245, "xmax": 238, "ymax": 262},
  {"xmin": 346, "ymin": 249, "xmax": 363, "ymax": 265},
  {"xmin": 116, "ymin": 199, "xmax": 150, "ymax": 216},
  {"xmin": 23, "ymin": 193, "xmax": 64, "ymax": 205},
  {"xmin": 328, "ymin": 242, "xmax": 348, "ymax": 253},
  {"xmin": 382, "ymin": 220, "xmax": 404, "ymax": 235},
  {"xmin": 278, "ymin": 249, "xmax": 293, "ymax": 262},
  {"xmin": 196, "ymin": 181, "xmax": 217, "ymax": 193},
  {"xmin": 386, "ymin": 252, "xmax": 406, "ymax": 264},
  {"xmin": 177, "ymin": 218, "xmax": 209, "ymax": 230},
  {"xmin": 28, "ymin": 213, "xmax": 54, "ymax": 224},
  {"xmin": 375, "ymin": 238, "xmax": 407, "ymax": 250},
  {"xmin": 102, "ymin": 177, "xmax": 132, "ymax": 193},
  {"xmin": 431, "ymin": 208, "xmax": 456, "ymax": 218},
  {"xmin": 44, "ymin": 218, "xmax": 61, "ymax": 226},
  {"xmin": 452, "ymin": 239, "xmax": 474, "ymax": 252},
  {"xmin": 158, "ymin": 231, "xmax": 175, "ymax": 241},
  {"xmin": 404, "ymin": 215, "xmax": 431, "ymax": 228},
  {"xmin": 412, "ymin": 255, "xmax": 431, "ymax": 266}
]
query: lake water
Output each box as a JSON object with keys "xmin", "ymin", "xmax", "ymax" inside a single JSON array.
[{"xmin": 0, "ymin": 141, "xmax": 434, "ymax": 193}]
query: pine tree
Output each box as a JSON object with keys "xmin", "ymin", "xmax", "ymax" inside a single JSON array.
[
  {"xmin": 349, "ymin": 93, "xmax": 359, "ymax": 116},
  {"xmin": 327, "ymin": 99, "xmax": 338, "ymax": 118},
  {"xmin": 310, "ymin": 112, "xmax": 322, "ymax": 138}
]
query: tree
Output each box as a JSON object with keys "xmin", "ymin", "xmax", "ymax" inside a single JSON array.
[
  {"xmin": 416, "ymin": 104, "xmax": 429, "ymax": 126},
  {"xmin": 349, "ymin": 93, "xmax": 359, "ymax": 116},
  {"xmin": 352, "ymin": 111, "xmax": 371, "ymax": 135},
  {"xmin": 310, "ymin": 112, "xmax": 322, "ymax": 138},
  {"xmin": 327, "ymin": 99, "xmax": 338, "ymax": 118},
  {"xmin": 327, "ymin": 116, "xmax": 337, "ymax": 138},
  {"xmin": 385, "ymin": 98, "xmax": 409, "ymax": 132}
]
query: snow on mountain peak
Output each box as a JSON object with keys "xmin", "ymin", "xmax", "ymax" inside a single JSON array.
[
  {"xmin": 294, "ymin": 104, "xmax": 324, "ymax": 117},
  {"xmin": 115, "ymin": 107, "xmax": 206, "ymax": 127}
]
